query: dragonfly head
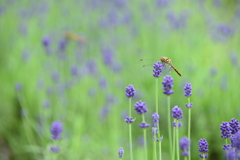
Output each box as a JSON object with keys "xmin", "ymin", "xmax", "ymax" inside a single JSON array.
[{"xmin": 160, "ymin": 57, "xmax": 169, "ymax": 63}]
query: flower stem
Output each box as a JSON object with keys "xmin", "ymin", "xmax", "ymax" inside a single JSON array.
[
  {"xmin": 176, "ymin": 120, "xmax": 180, "ymax": 160},
  {"xmin": 155, "ymin": 78, "xmax": 162, "ymax": 160},
  {"xmin": 129, "ymin": 98, "xmax": 133, "ymax": 160},
  {"xmin": 187, "ymin": 97, "xmax": 191, "ymax": 160},
  {"xmin": 167, "ymin": 96, "xmax": 172, "ymax": 160},
  {"xmin": 172, "ymin": 119, "xmax": 176, "ymax": 160},
  {"xmin": 142, "ymin": 114, "xmax": 148, "ymax": 160}
]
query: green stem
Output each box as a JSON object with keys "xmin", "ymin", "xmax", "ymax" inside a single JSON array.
[
  {"xmin": 142, "ymin": 114, "xmax": 148, "ymax": 160},
  {"xmin": 153, "ymin": 137, "xmax": 157, "ymax": 160},
  {"xmin": 176, "ymin": 120, "xmax": 180, "ymax": 160},
  {"xmin": 129, "ymin": 98, "xmax": 133, "ymax": 160},
  {"xmin": 172, "ymin": 119, "xmax": 176, "ymax": 160},
  {"xmin": 188, "ymin": 97, "xmax": 191, "ymax": 160},
  {"xmin": 167, "ymin": 96, "xmax": 172, "ymax": 159},
  {"xmin": 155, "ymin": 78, "xmax": 161, "ymax": 160}
]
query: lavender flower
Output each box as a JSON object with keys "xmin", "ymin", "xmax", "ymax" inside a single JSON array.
[
  {"xmin": 15, "ymin": 82, "xmax": 22, "ymax": 92},
  {"xmin": 125, "ymin": 117, "xmax": 134, "ymax": 123},
  {"xmin": 71, "ymin": 65, "xmax": 78, "ymax": 76},
  {"xmin": 58, "ymin": 39, "xmax": 68, "ymax": 51},
  {"xmin": 231, "ymin": 132, "xmax": 240, "ymax": 150},
  {"xmin": 225, "ymin": 149, "xmax": 238, "ymax": 160},
  {"xmin": 152, "ymin": 61, "xmax": 164, "ymax": 77},
  {"xmin": 173, "ymin": 122, "xmax": 182, "ymax": 128},
  {"xmin": 125, "ymin": 84, "xmax": 136, "ymax": 98},
  {"xmin": 184, "ymin": 83, "xmax": 192, "ymax": 97},
  {"xmin": 118, "ymin": 147, "xmax": 124, "ymax": 158},
  {"xmin": 162, "ymin": 75, "xmax": 174, "ymax": 95},
  {"xmin": 186, "ymin": 103, "xmax": 193, "ymax": 108},
  {"xmin": 223, "ymin": 144, "xmax": 232, "ymax": 150},
  {"xmin": 50, "ymin": 121, "xmax": 63, "ymax": 140},
  {"xmin": 99, "ymin": 77, "xmax": 108, "ymax": 89},
  {"xmin": 135, "ymin": 100, "xmax": 148, "ymax": 114},
  {"xmin": 151, "ymin": 127, "xmax": 158, "ymax": 137},
  {"xmin": 179, "ymin": 137, "xmax": 190, "ymax": 156},
  {"xmin": 152, "ymin": 113, "xmax": 159, "ymax": 127},
  {"xmin": 220, "ymin": 122, "xmax": 231, "ymax": 139},
  {"xmin": 229, "ymin": 118, "xmax": 240, "ymax": 134},
  {"xmin": 139, "ymin": 122, "xmax": 150, "ymax": 128},
  {"xmin": 50, "ymin": 146, "xmax": 60, "ymax": 153},
  {"xmin": 172, "ymin": 106, "xmax": 183, "ymax": 119},
  {"xmin": 198, "ymin": 139, "xmax": 209, "ymax": 159},
  {"xmin": 42, "ymin": 36, "xmax": 50, "ymax": 47}
]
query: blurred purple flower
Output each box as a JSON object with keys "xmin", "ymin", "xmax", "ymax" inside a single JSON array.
[
  {"xmin": 15, "ymin": 82, "xmax": 22, "ymax": 92},
  {"xmin": 58, "ymin": 39, "xmax": 68, "ymax": 51},
  {"xmin": 42, "ymin": 36, "xmax": 51, "ymax": 47},
  {"xmin": 152, "ymin": 113, "xmax": 159, "ymax": 127},
  {"xmin": 51, "ymin": 71, "xmax": 60, "ymax": 83},
  {"xmin": 71, "ymin": 65, "xmax": 78, "ymax": 76},
  {"xmin": 86, "ymin": 59, "xmax": 97, "ymax": 76},
  {"xmin": 50, "ymin": 146, "xmax": 60, "ymax": 153},
  {"xmin": 156, "ymin": 0, "xmax": 169, "ymax": 7},
  {"xmin": 99, "ymin": 105, "xmax": 110, "ymax": 122},
  {"xmin": 99, "ymin": 77, "xmax": 108, "ymax": 89},
  {"xmin": 118, "ymin": 147, "xmax": 124, "ymax": 158},
  {"xmin": 43, "ymin": 100, "xmax": 50, "ymax": 108},
  {"xmin": 166, "ymin": 12, "xmax": 188, "ymax": 29},
  {"xmin": 180, "ymin": 137, "xmax": 190, "ymax": 156},
  {"xmin": 102, "ymin": 47, "xmax": 114, "ymax": 66},
  {"xmin": 50, "ymin": 121, "xmax": 63, "ymax": 140}
]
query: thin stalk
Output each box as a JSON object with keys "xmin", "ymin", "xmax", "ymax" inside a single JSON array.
[
  {"xmin": 167, "ymin": 96, "xmax": 172, "ymax": 159},
  {"xmin": 142, "ymin": 114, "xmax": 148, "ymax": 160},
  {"xmin": 188, "ymin": 97, "xmax": 191, "ymax": 160},
  {"xmin": 153, "ymin": 137, "xmax": 157, "ymax": 160},
  {"xmin": 176, "ymin": 120, "xmax": 180, "ymax": 160},
  {"xmin": 129, "ymin": 98, "xmax": 133, "ymax": 160},
  {"xmin": 172, "ymin": 119, "xmax": 176, "ymax": 160},
  {"xmin": 155, "ymin": 78, "xmax": 161, "ymax": 160}
]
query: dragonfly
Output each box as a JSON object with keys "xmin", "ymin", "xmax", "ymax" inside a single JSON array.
[
  {"xmin": 160, "ymin": 57, "xmax": 182, "ymax": 76},
  {"xmin": 140, "ymin": 57, "xmax": 182, "ymax": 77},
  {"xmin": 64, "ymin": 32, "xmax": 87, "ymax": 43}
]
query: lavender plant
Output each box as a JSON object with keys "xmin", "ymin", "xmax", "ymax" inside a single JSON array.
[
  {"xmin": 125, "ymin": 84, "xmax": 136, "ymax": 160},
  {"xmin": 172, "ymin": 106, "xmax": 183, "ymax": 160},
  {"xmin": 162, "ymin": 75, "xmax": 174, "ymax": 159},
  {"xmin": 184, "ymin": 83, "xmax": 192, "ymax": 160},
  {"xmin": 152, "ymin": 61, "xmax": 164, "ymax": 160},
  {"xmin": 135, "ymin": 100, "xmax": 150, "ymax": 160},
  {"xmin": 179, "ymin": 136, "xmax": 190, "ymax": 160},
  {"xmin": 118, "ymin": 147, "xmax": 124, "ymax": 159},
  {"xmin": 198, "ymin": 139, "xmax": 209, "ymax": 159},
  {"xmin": 50, "ymin": 121, "xmax": 63, "ymax": 159}
]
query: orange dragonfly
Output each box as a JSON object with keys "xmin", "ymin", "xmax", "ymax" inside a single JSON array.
[
  {"xmin": 160, "ymin": 57, "xmax": 182, "ymax": 76},
  {"xmin": 140, "ymin": 57, "xmax": 182, "ymax": 76},
  {"xmin": 64, "ymin": 32, "xmax": 87, "ymax": 43}
]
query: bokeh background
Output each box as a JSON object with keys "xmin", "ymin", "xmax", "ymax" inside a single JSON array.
[{"xmin": 1, "ymin": 0, "xmax": 240, "ymax": 159}]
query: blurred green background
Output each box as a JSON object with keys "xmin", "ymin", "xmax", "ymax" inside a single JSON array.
[{"xmin": 1, "ymin": 0, "xmax": 240, "ymax": 159}]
